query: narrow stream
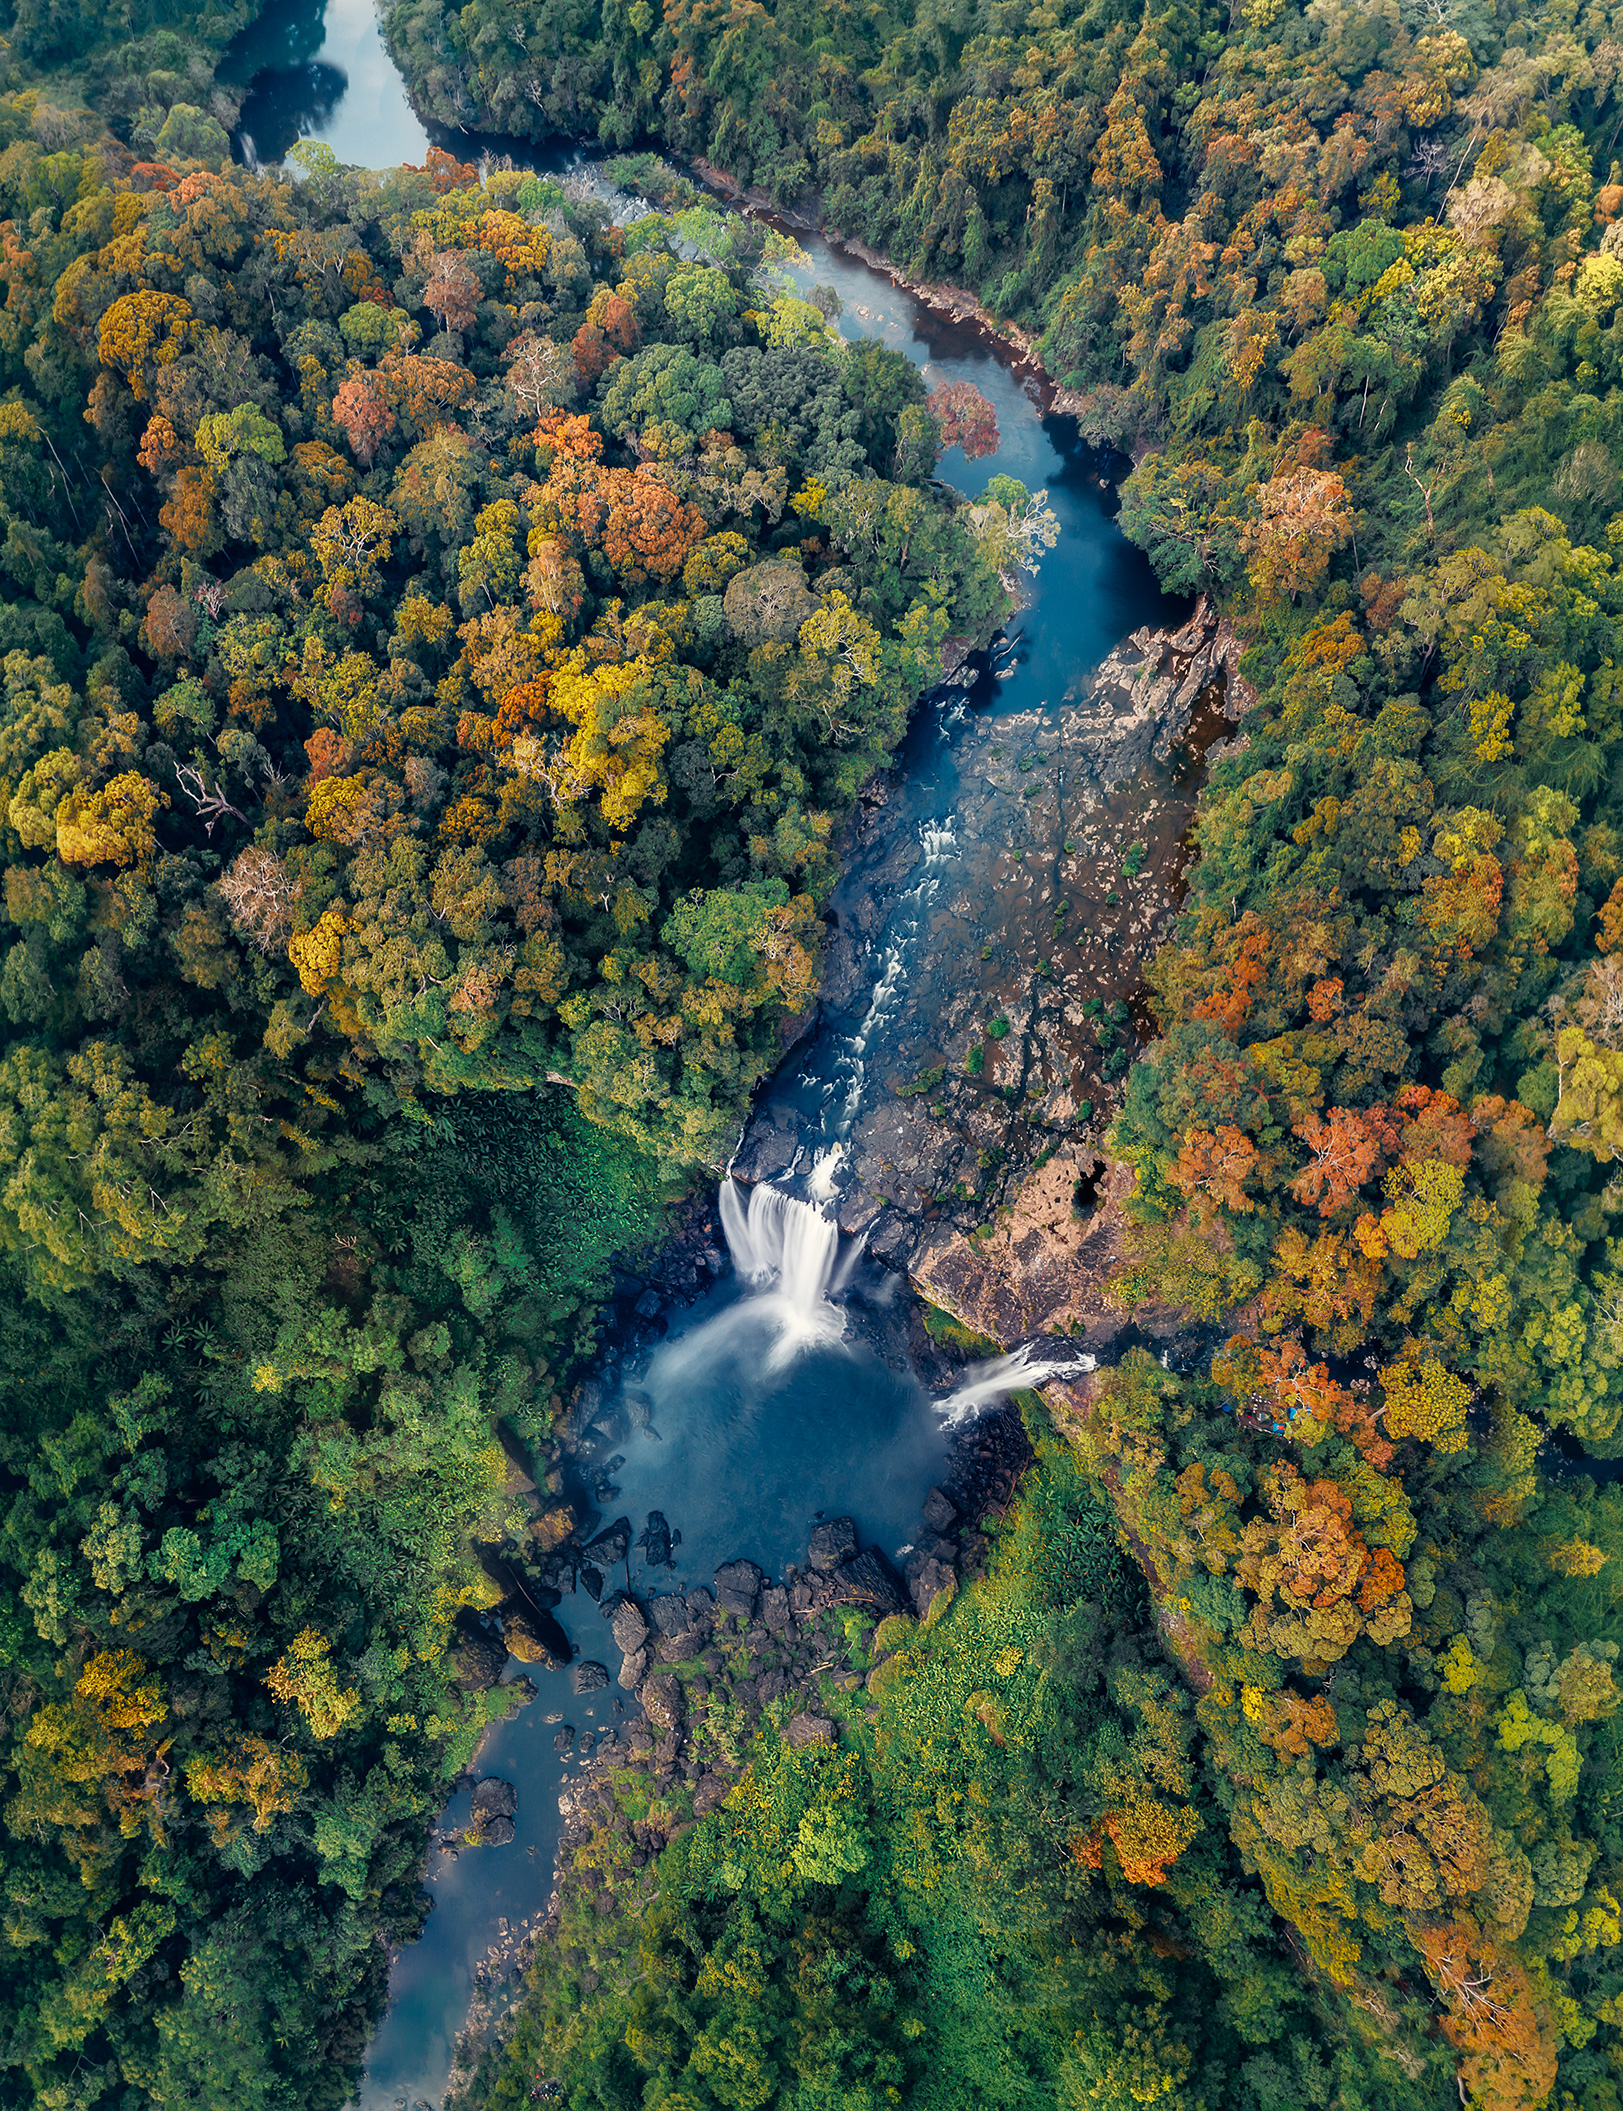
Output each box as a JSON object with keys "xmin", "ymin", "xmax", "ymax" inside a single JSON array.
[{"xmin": 221, "ymin": 24, "xmax": 1179, "ymax": 2106}]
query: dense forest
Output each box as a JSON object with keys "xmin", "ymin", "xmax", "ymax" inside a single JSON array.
[
  {"xmin": 4, "ymin": 0, "xmax": 1623, "ymax": 2099},
  {"xmin": 382, "ymin": 0, "xmax": 1623, "ymax": 2098},
  {"xmin": 0, "ymin": 124, "xmax": 1018, "ymax": 2109}
]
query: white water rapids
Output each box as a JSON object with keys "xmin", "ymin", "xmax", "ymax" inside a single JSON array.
[
  {"xmin": 935, "ymin": 1342, "xmax": 1097, "ymax": 1426},
  {"xmin": 659, "ymin": 1179, "xmax": 1092, "ymax": 1418}
]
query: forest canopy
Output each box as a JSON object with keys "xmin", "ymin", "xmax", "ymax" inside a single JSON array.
[
  {"xmin": 0, "ymin": 135, "xmax": 1014, "ymax": 2111},
  {"xmin": 11, "ymin": 0, "xmax": 1623, "ymax": 2094}
]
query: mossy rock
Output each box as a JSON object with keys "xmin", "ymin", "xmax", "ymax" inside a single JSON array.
[
  {"xmin": 920, "ymin": 1303, "xmax": 1000, "ymax": 1357},
  {"xmin": 533, "ymin": 1503, "xmax": 577, "ymax": 1550},
  {"xmin": 964, "ymin": 1689, "xmax": 1007, "ymax": 1744},
  {"xmin": 872, "ymin": 1613, "xmax": 917, "ymax": 1655}
]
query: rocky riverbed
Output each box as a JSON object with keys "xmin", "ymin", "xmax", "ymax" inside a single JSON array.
[{"xmin": 735, "ymin": 595, "xmax": 1251, "ymax": 1346}]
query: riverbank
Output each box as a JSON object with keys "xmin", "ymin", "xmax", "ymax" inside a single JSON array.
[
  {"xmin": 686, "ymin": 159, "xmax": 1062, "ymax": 397},
  {"xmin": 442, "ymin": 1392, "xmax": 1040, "ymax": 2100}
]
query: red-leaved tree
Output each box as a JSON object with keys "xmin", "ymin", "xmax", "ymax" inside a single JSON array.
[{"xmin": 927, "ymin": 382, "xmax": 1000, "ymax": 460}]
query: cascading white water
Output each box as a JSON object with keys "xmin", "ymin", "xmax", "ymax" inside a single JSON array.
[
  {"xmin": 709, "ymin": 1180, "xmax": 1088, "ymax": 1414},
  {"xmin": 936, "ymin": 1344, "xmax": 1096, "ymax": 1426},
  {"xmin": 650, "ymin": 1178, "xmax": 851, "ymax": 1380},
  {"xmin": 821, "ymin": 812, "xmax": 960, "ymax": 1136},
  {"xmin": 720, "ymin": 1178, "xmax": 839, "ymax": 1305},
  {"xmin": 806, "ymin": 1143, "xmax": 845, "ymax": 1204}
]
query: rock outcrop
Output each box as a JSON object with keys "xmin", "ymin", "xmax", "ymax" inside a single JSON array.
[
  {"xmin": 729, "ymin": 596, "xmax": 1248, "ymax": 1340},
  {"xmin": 607, "ymin": 1595, "xmax": 650, "ymax": 1657},
  {"xmin": 713, "ymin": 1560, "xmax": 764, "ymax": 1618},
  {"xmin": 450, "ymin": 1613, "xmax": 509, "ymax": 1691},
  {"xmin": 912, "ymin": 1153, "xmax": 1144, "ymax": 1349},
  {"xmin": 807, "ymin": 1518, "xmax": 857, "ymax": 1572},
  {"xmin": 501, "ymin": 1610, "xmax": 569, "ymax": 1669},
  {"xmin": 1066, "ymin": 596, "xmax": 1245, "ymax": 787},
  {"xmin": 467, "ymin": 1777, "xmax": 518, "ymax": 1847}
]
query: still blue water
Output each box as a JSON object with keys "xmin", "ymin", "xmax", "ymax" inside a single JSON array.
[{"xmin": 223, "ymin": 0, "xmax": 431, "ymax": 168}]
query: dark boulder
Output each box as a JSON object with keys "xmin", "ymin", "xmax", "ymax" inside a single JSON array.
[
  {"xmin": 468, "ymin": 1776, "xmax": 518, "ymax": 1844},
  {"xmin": 921, "ymin": 1486, "xmax": 959, "ymax": 1534},
  {"xmin": 530, "ymin": 1548, "xmax": 579, "ymax": 1594},
  {"xmin": 573, "ymin": 1660, "xmax": 610, "ymax": 1694},
  {"xmin": 785, "ymin": 1712, "xmax": 835, "ymax": 1748},
  {"xmin": 552, "ymin": 1725, "xmax": 575, "ymax": 1753},
  {"xmin": 808, "ymin": 1517, "xmax": 857, "ymax": 1572},
  {"xmin": 450, "ymin": 1613, "xmax": 508, "ymax": 1691},
  {"xmin": 714, "ymin": 1559, "xmax": 764, "ymax": 1619},
  {"xmin": 471, "ymin": 1777, "xmax": 518, "ymax": 1821},
  {"xmin": 761, "ymin": 1584, "xmax": 792, "ymax": 1633},
  {"xmin": 618, "ymin": 1649, "xmax": 648, "ymax": 1690},
  {"xmin": 647, "ymin": 1590, "xmax": 712, "ymax": 1657},
  {"xmin": 584, "ymin": 1516, "xmax": 631, "ymax": 1566},
  {"xmin": 608, "ymin": 1597, "xmax": 651, "ymax": 1656},
  {"xmin": 638, "ymin": 1511, "xmax": 675, "ymax": 1567},
  {"xmin": 905, "ymin": 1552, "xmax": 957, "ymax": 1619},
  {"xmin": 826, "ymin": 1548, "xmax": 907, "ymax": 1618},
  {"xmin": 579, "ymin": 1564, "xmax": 603, "ymax": 1602},
  {"xmin": 648, "ymin": 1593, "xmax": 693, "ymax": 1639},
  {"xmin": 586, "ymin": 1401, "xmax": 632, "ymax": 1447}
]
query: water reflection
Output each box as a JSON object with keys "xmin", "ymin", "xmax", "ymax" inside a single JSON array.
[
  {"xmin": 607, "ymin": 1277, "xmax": 948, "ymax": 1589},
  {"xmin": 358, "ymin": 1662, "xmax": 576, "ymax": 2111},
  {"xmin": 224, "ymin": 0, "xmax": 429, "ymax": 168}
]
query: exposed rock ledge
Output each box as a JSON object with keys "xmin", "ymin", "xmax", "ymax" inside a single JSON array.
[
  {"xmin": 912, "ymin": 1153, "xmax": 1142, "ymax": 1351},
  {"xmin": 903, "ymin": 603, "xmax": 1250, "ymax": 1350},
  {"xmin": 1071, "ymin": 596, "xmax": 1255, "ymax": 786},
  {"xmin": 734, "ymin": 594, "xmax": 1252, "ymax": 1345}
]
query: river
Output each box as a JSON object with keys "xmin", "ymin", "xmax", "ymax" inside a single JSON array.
[{"xmin": 220, "ymin": 18, "xmax": 1182, "ymax": 2106}]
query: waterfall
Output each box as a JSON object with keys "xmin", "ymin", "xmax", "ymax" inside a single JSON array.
[
  {"xmin": 720, "ymin": 1177, "xmax": 840, "ymax": 1309},
  {"xmin": 936, "ymin": 1344, "xmax": 1096, "ymax": 1426},
  {"xmin": 647, "ymin": 1178, "xmax": 852, "ymax": 1381}
]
